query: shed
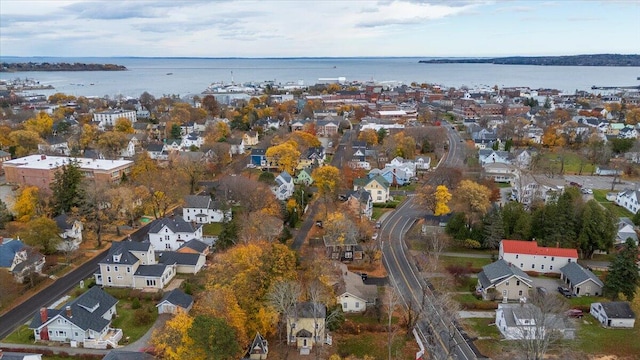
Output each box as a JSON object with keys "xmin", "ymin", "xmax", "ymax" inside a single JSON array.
[{"xmin": 156, "ymin": 289, "xmax": 194, "ymax": 315}]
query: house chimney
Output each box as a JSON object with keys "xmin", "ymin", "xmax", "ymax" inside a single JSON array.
[
  {"xmin": 41, "ymin": 154, "xmax": 46, "ymax": 160},
  {"xmin": 66, "ymin": 305, "xmax": 72, "ymax": 318},
  {"xmin": 40, "ymin": 308, "xmax": 48, "ymax": 323}
]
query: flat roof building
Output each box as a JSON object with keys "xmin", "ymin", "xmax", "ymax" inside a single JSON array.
[{"xmin": 3, "ymin": 155, "xmax": 133, "ymax": 191}]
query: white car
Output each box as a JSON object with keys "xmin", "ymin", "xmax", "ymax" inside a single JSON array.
[{"xmin": 581, "ymin": 188, "xmax": 593, "ymax": 195}]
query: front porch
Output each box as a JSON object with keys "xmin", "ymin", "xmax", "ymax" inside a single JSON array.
[{"xmin": 83, "ymin": 328, "xmax": 123, "ymax": 349}]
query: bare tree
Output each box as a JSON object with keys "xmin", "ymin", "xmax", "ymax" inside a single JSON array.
[
  {"xmin": 383, "ymin": 284, "xmax": 402, "ymax": 360},
  {"xmin": 267, "ymin": 280, "xmax": 302, "ymax": 345},
  {"xmin": 508, "ymin": 293, "xmax": 570, "ymax": 360},
  {"xmin": 307, "ymin": 280, "xmax": 340, "ymax": 360}
]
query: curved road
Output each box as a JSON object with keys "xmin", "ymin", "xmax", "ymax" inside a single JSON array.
[{"xmin": 381, "ymin": 125, "xmax": 487, "ymax": 360}]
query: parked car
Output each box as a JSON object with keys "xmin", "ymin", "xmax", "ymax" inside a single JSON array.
[
  {"xmin": 372, "ymin": 233, "xmax": 378, "ymax": 241},
  {"xmin": 558, "ymin": 286, "xmax": 573, "ymax": 297},
  {"xmin": 581, "ymin": 188, "xmax": 593, "ymax": 194},
  {"xmin": 566, "ymin": 309, "xmax": 584, "ymax": 318},
  {"xmin": 569, "ymin": 181, "xmax": 582, "ymax": 188},
  {"xmin": 536, "ymin": 286, "xmax": 548, "ymax": 296},
  {"xmin": 375, "ymin": 221, "xmax": 382, "ymax": 229}
]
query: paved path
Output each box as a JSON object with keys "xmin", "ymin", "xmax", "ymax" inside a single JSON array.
[{"xmin": 458, "ymin": 311, "xmax": 495, "ymax": 319}]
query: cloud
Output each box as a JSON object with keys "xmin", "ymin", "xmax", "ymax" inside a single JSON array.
[
  {"xmin": 0, "ymin": 14, "xmax": 53, "ymax": 27},
  {"xmin": 63, "ymin": 2, "xmax": 162, "ymax": 20}
]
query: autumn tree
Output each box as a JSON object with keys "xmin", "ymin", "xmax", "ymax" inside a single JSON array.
[
  {"xmin": 24, "ymin": 111, "xmax": 53, "ymax": 138},
  {"xmin": 541, "ymin": 124, "xmax": 566, "ymax": 149},
  {"xmin": 434, "ymin": 185, "xmax": 452, "ymax": 216},
  {"xmin": 625, "ymin": 108, "xmax": 640, "ymax": 125},
  {"xmin": 358, "ymin": 129, "xmax": 378, "ymax": 146},
  {"xmin": 604, "ymin": 238, "xmax": 640, "ymax": 301},
  {"xmin": 151, "ymin": 309, "xmax": 196, "ymax": 360},
  {"xmin": 8, "ymin": 130, "xmax": 41, "ymax": 157},
  {"xmin": 189, "ymin": 316, "xmax": 242, "ymax": 360},
  {"xmin": 454, "ymin": 180, "xmax": 491, "ymax": 226},
  {"xmin": 14, "ymin": 186, "xmax": 40, "ymax": 222},
  {"xmin": 202, "ymin": 95, "xmax": 221, "ymax": 117},
  {"xmin": 19, "ymin": 217, "xmax": 61, "ymax": 255},
  {"xmin": 97, "ymin": 131, "xmax": 128, "ymax": 159},
  {"xmin": 78, "ymin": 124, "xmax": 97, "ymax": 150},
  {"xmin": 205, "ymin": 122, "xmax": 231, "ymax": 143},
  {"xmin": 324, "ymin": 212, "xmax": 357, "ymax": 245},
  {"xmin": 313, "ymin": 165, "xmax": 340, "ymax": 199},
  {"xmin": 266, "ymin": 140, "xmax": 300, "ymax": 173},
  {"xmin": 114, "ymin": 117, "xmax": 134, "ymax": 133}
]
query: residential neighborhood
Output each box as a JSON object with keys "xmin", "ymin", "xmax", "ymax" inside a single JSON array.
[{"xmin": 0, "ymin": 73, "xmax": 639, "ymax": 360}]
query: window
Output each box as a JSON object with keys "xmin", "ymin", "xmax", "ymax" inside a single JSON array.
[
  {"xmin": 531, "ymin": 264, "xmax": 535, "ymax": 269},
  {"xmin": 541, "ymin": 265, "xmax": 544, "ymax": 270},
  {"xmin": 146, "ymin": 279, "xmax": 157, "ymax": 286},
  {"xmin": 343, "ymin": 302, "xmax": 347, "ymax": 309},
  {"xmin": 550, "ymin": 266, "xmax": 553, "ymax": 270},
  {"xmin": 355, "ymin": 302, "xmax": 360, "ymax": 308},
  {"xmin": 114, "ymin": 266, "xmax": 118, "ymax": 272},
  {"xmin": 117, "ymin": 276, "xmax": 123, "ymax": 280},
  {"xmin": 506, "ymin": 281, "xmax": 510, "ymax": 286},
  {"xmin": 127, "ymin": 267, "xmax": 131, "ymax": 273},
  {"xmin": 551, "ymin": 257, "xmax": 554, "ymax": 261},
  {"xmin": 568, "ymin": 259, "xmax": 572, "ymax": 263},
  {"xmin": 165, "ymin": 235, "xmax": 170, "ymax": 241},
  {"xmin": 516, "ymin": 280, "xmax": 520, "ymax": 286},
  {"xmin": 107, "ymin": 276, "xmax": 112, "ymax": 283},
  {"xmin": 106, "ymin": 266, "xmax": 110, "ymax": 272},
  {"xmin": 519, "ymin": 290, "xmax": 523, "ymax": 296},
  {"xmin": 520, "ymin": 263, "xmax": 523, "ymax": 268},
  {"xmin": 516, "ymin": 254, "xmax": 519, "ymax": 259},
  {"xmin": 165, "ymin": 243, "xmax": 171, "ymax": 249}
]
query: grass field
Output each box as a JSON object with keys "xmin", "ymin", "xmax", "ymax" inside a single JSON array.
[
  {"xmin": 2, "ymin": 324, "xmax": 32, "ymax": 343},
  {"xmin": 593, "ymin": 189, "xmax": 634, "ymax": 217},
  {"xmin": 439, "ymin": 255, "xmax": 492, "ymax": 270},
  {"xmin": 202, "ymin": 222, "xmax": 223, "ymax": 236},
  {"xmin": 111, "ymin": 301, "xmax": 159, "ymax": 343},
  {"xmin": 372, "ymin": 207, "xmax": 392, "ymax": 221},
  {"xmin": 540, "ymin": 152, "xmax": 596, "ymax": 175}
]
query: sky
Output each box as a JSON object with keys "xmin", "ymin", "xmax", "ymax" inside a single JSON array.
[{"xmin": 0, "ymin": 0, "xmax": 639, "ymax": 58}]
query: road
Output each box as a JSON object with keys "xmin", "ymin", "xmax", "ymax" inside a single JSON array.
[
  {"xmin": 291, "ymin": 130, "xmax": 352, "ymax": 250},
  {"xmin": 381, "ymin": 125, "xmax": 487, "ymax": 360},
  {"xmin": 0, "ymin": 247, "xmax": 110, "ymax": 339}
]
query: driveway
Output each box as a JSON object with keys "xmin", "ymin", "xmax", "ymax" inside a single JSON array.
[{"xmin": 531, "ymin": 277, "xmax": 562, "ymax": 293}]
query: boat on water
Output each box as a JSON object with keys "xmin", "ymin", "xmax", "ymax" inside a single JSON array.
[{"xmin": 166, "ymin": 73, "xmax": 173, "ymax": 75}]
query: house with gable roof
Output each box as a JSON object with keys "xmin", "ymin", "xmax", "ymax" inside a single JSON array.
[
  {"xmin": 476, "ymin": 259, "xmax": 533, "ymax": 301},
  {"xmin": 295, "ymin": 168, "xmax": 314, "ymax": 186},
  {"xmin": 244, "ymin": 332, "xmax": 269, "ymax": 360},
  {"xmin": 94, "ymin": 241, "xmax": 176, "ymax": 289},
  {"xmin": 54, "ymin": 214, "xmax": 83, "ymax": 252},
  {"xmin": 499, "ymin": 240, "xmax": 578, "ymax": 274},
  {"xmin": 616, "ymin": 217, "xmax": 638, "ymax": 246},
  {"xmin": 346, "ymin": 188, "xmax": 373, "ymax": 220},
  {"xmin": 157, "ymin": 250, "xmax": 206, "ymax": 274},
  {"xmin": 29, "ymin": 286, "xmax": 121, "ymax": 348},
  {"xmin": 316, "ymin": 117, "xmax": 339, "ymax": 137},
  {"xmin": 0, "ymin": 237, "xmax": 46, "ymax": 283},
  {"xmin": 250, "ymin": 148, "xmax": 267, "ymax": 167},
  {"xmin": 228, "ymin": 137, "xmax": 246, "ymax": 155},
  {"xmin": 479, "ymin": 149, "xmax": 513, "ymax": 166},
  {"xmin": 496, "ymin": 303, "xmax": 574, "ymax": 340},
  {"xmin": 147, "ymin": 217, "xmax": 203, "ymax": 251},
  {"xmin": 353, "ymin": 175, "xmax": 390, "ymax": 203},
  {"xmin": 590, "ymin": 301, "xmax": 636, "ymax": 328},
  {"xmin": 286, "ymin": 302, "xmax": 327, "ymax": 352},
  {"xmin": 615, "ymin": 189, "xmax": 640, "ymax": 214},
  {"xmin": 156, "ymin": 288, "xmax": 194, "ymax": 315},
  {"xmin": 560, "ymin": 262, "xmax": 603, "ymax": 297},
  {"xmin": 182, "ymin": 194, "xmax": 230, "ymax": 224},
  {"xmin": 243, "ymin": 131, "xmax": 260, "ymax": 148},
  {"xmin": 272, "ymin": 171, "xmax": 294, "ymax": 201},
  {"xmin": 335, "ymin": 263, "xmax": 377, "ymax": 313},
  {"xmin": 298, "ymin": 147, "xmax": 325, "ymax": 169},
  {"xmin": 146, "ymin": 143, "xmax": 168, "ymax": 160},
  {"xmin": 181, "ymin": 132, "xmax": 204, "ymax": 149}
]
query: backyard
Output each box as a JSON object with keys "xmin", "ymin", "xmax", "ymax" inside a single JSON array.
[{"xmin": 593, "ymin": 189, "xmax": 634, "ymax": 218}]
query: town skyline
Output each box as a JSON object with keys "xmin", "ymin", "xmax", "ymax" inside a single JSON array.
[{"xmin": 1, "ymin": 0, "xmax": 639, "ymax": 58}]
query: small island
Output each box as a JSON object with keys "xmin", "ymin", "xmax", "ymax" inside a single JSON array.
[
  {"xmin": 419, "ymin": 54, "xmax": 640, "ymax": 67},
  {"xmin": 0, "ymin": 62, "xmax": 127, "ymax": 72}
]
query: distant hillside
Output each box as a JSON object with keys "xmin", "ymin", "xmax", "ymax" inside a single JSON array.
[
  {"xmin": 0, "ymin": 62, "xmax": 127, "ymax": 72},
  {"xmin": 419, "ymin": 54, "xmax": 640, "ymax": 67}
]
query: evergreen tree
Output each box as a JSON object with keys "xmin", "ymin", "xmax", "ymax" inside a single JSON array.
[
  {"xmin": 501, "ymin": 202, "xmax": 531, "ymax": 240},
  {"xmin": 0, "ymin": 199, "xmax": 13, "ymax": 229},
  {"xmin": 445, "ymin": 212, "xmax": 470, "ymax": 241},
  {"xmin": 604, "ymin": 238, "xmax": 640, "ymax": 301},
  {"xmin": 217, "ymin": 219, "xmax": 239, "ymax": 250},
  {"xmin": 189, "ymin": 315, "xmax": 241, "ymax": 360},
  {"xmin": 483, "ymin": 208, "xmax": 504, "ymax": 250},
  {"xmin": 170, "ymin": 124, "xmax": 182, "ymax": 139},
  {"xmin": 577, "ymin": 200, "xmax": 616, "ymax": 258},
  {"xmin": 50, "ymin": 160, "xmax": 85, "ymax": 216}
]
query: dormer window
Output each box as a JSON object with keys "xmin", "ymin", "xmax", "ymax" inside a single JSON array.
[{"xmin": 113, "ymin": 254, "xmax": 121, "ymax": 262}]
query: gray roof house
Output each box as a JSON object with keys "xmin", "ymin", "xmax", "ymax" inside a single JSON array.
[
  {"xmin": 560, "ymin": 262, "xmax": 603, "ymax": 297},
  {"xmin": 0, "ymin": 352, "xmax": 43, "ymax": 360},
  {"xmin": 157, "ymin": 251, "xmax": 206, "ymax": 274},
  {"xmin": 590, "ymin": 301, "xmax": 636, "ymax": 328},
  {"xmin": 182, "ymin": 195, "xmax": 230, "ymax": 224},
  {"xmin": 156, "ymin": 288, "xmax": 194, "ymax": 315},
  {"xmin": 477, "ymin": 259, "xmax": 533, "ymax": 301},
  {"xmin": 244, "ymin": 332, "xmax": 269, "ymax": 360},
  {"xmin": 29, "ymin": 286, "xmax": 121, "ymax": 348},
  {"xmin": 147, "ymin": 217, "xmax": 203, "ymax": 251},
  {"xmin": 102, "ymin": 350, "xmax": 155, "ymax": 360},
  {"xmin": 616, "ymin": 217, "xmax": 638, "ymax": 246}
]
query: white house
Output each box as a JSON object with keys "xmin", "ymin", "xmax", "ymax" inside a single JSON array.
[
  {"xmin": 228, "ymin": 138, "xmax": 246, "ymax": 155},
  {"xmin": 384, "ymin": 157, "xmax": 416, "ymax": 178},
  {"xmin": 336, "ymin": 263, "xmax": 377, "ymax": 313},
  {"xmin": 616, "ymin": 217, "xmax": 638, "ymax": 245},
  {"xmin": 478, "ymin": 150, "xmax": 513, "ymax": 166},
  {"xmin": 618, "ymin": 126, "xmax": 637, "ymax": 139},
  {"xmin": 156, "ymin": 289, "xmax": 194, "ymax": 315},
  {"xmin": 414, "ymin": 155, "xmax": 431, "ymax": 170},
  {"xmin": 615, "ymin": 189, "xmax": 640, "ymax": 214},
  {"xmin": 496, "ymin": 303, "xmax": 573, "ymax": 340},
  {"xmin": 272, "ymin": 171, "xmax": 295, "ymax": 201},
  {"xmin": 0, "ymin": 238, "xmax": 46, "ymax": 283},
  {"xmin": 93, "ymin": 109, "xmax": 137, "ymax": 129},
  {"xmin": 181, "ymin": 132, "xmax": 204, "ymax": 149},
  {"xmin": 559, "ymin": 262, "xmax": 603, "ymax": 297},
  {"xmin": 0, "ymin": 352, "xmax": 43, "ymax": 360},
  {"xmin": 147, "ymin": 217, "xmax": 203, "ymax": 251},
  {"xmin": 499, "ymin": 240, "xmax": 578, "ymax": 274},
  {"xmin": 595, "ymin": 166, "xmax": 622, "ymax": 176},
  {"xmin": 29, "ymin": 286, "xmax": 121, "ymax": 348},
  {"xmin": 182, "ymin": 195, "xmax": 231, "ymax": 224},
  {"xmin": 590, "ymin": 301, "xmax": 636, "ymax": 328},
  {"xmin": 54, "ymin": 214, "xmax": 83, "ymax": 252},
  {"xmin": 482, "ymin": 163, "xmax": 518, "ymax": 184}
]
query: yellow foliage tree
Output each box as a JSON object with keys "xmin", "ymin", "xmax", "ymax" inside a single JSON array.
[
  {"xmin": 312, "ymin": 165, "xmax": 341, "ymax": 198},
  {"xmin": 114, "ymin": 117, "xmax": 134, "ymax": 133},
  {"xmin": 626, "ymin": 108, "xmax": 640, "ymax": 125},
  {"xmin": 434, "ymin": 185, "xmax": 452, "ymax": 216},
  {"xmin": 542, "ymin": 124, "xmax": 566, "ymax": 148},
  {"xmin": 194, "ymin": 286, "xmax": 249, "ymax": 346},
  {"xmin": 358, "ymin": 129, "xmax": 378, "ymax": 146},
  {"xmin": 290, "ymin": 131, "xmax": 321, "ymax": 150},
  {"xmin": 14, "ymin": 186, "xmax": 40, "ymax": 222},
  {"xmin": 151, "ymin": 309, "xmax": 199, "ymax": 360},
  {"xmin": 266, "ymin": 140, "xmax": 300, "ymax": 173},
  {"xmin": 79, "ymin": 124, "xmax": 97, "ymax": 150},
  {"xmin": 454, "ymin": 180, "xmax": 491, "ymax": 225},
  {"xmin": 9, "ymin": 130, "xmax": 41, "ymax": 157},
  {"xmin": 24, "ymin": 111, "xmax": 53, "ymax": 138}
]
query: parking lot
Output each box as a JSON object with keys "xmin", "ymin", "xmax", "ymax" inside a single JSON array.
[{"xmin": 531, "ymin": 276, "xmax": 563, "ymax": 294}]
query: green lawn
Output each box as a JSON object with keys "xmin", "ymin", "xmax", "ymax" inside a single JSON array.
[
  {"xmin": 372, "ymin": 208, "xmax": 392, "ymax": 221},
  {"xmin": 439, "ymin": 255, "xmax": 492, "ymax": 270},
  {"xmin": 2, "ymin": 325, "xmax": 33, "ymax": 343},
  {"xmin": 111, "ymin": 301, "xmax": 159, "ymax": 343},
  {"xmin": 593, "ymin": 189, "xmax": 633, "ymax": 217},
  {"xmin": 203, "ymin": 222, "xmax": 223, "ymax": 236},
  {"xmin": 337, "ymin": 333, "xmax": 409, "ymax": 359},
  {"xmin": 568, "ymin": 296, "xmax": 607, "ymax": 309},
  {"xmin": 540, "ymin": 152, "xmax": 596, "ymax": 175},
  {"xmin": 572, "ymin": 314, "xmax": 640, "ymax": 357},
  {"xmin": 461, "ymin": 318, "xmax": 506, "ymax": 358}
]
